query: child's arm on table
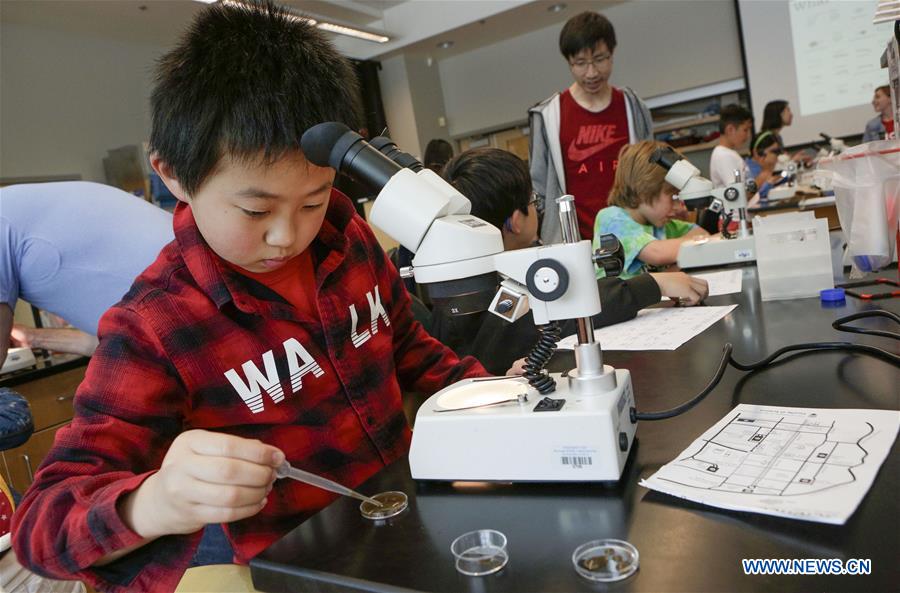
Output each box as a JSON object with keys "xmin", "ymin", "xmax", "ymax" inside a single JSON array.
[
  {"xmin": 637, "ymin": 235, "xmax": 700, "ymax": 267},
  {"xmin": 685, "ymin": 225, "xmax": 711, "ymax": 239},
  {"xmin": 650, "ymin": 272, "xmax": 709, "ymax": 305},
  {"xmin": 10, "ymin": 324, "xmax": 99, "ymax": 357}
]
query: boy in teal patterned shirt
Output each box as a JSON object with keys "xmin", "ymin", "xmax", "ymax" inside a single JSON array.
[{"xmin": 594, "ymin": 141, "xmax": 711, "ymax": 278}]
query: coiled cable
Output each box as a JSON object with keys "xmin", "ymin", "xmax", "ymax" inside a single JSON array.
[{"xmin": 524, "ymin": 322, "xmax": 561, "ymax": 394}]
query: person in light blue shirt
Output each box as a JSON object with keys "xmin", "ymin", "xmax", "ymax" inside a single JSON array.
[
  {"xmin": 0, "ymin": 181, "xmax": 172, "ymax": 365},
  {"xmin": 594, "ymin": 141, "xmax": 711, "ymax": 278}
]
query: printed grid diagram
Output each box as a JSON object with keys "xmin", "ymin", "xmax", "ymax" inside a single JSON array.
[{"xmin": 660, "ymin": 412, "xmax": 873, "ymax": 496}]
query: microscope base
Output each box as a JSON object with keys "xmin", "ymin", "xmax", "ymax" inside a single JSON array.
[
  {"xmin": 409, "ymin": 370, "xmax": 636, "ymax": 482},
  {"xmin": 677, "ymin": 235, "xmax": 756, "ymax": 269}
]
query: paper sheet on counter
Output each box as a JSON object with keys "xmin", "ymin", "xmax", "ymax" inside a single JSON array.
[
  {"xmin": 640, "ymin": 404, "xmax": 900, "ymax": 524},
  {"xmin": 692, "ymin": 269, "xmax": 743, "ymax": 296},
  {"xmin": 557, "ymin": 304, "xmax": 737, "ymax": 351}
]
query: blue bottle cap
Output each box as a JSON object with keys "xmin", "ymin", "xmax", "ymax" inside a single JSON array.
[{"xmin": 820, "ymin": 288, "xmax": 846, "ymax": 303}]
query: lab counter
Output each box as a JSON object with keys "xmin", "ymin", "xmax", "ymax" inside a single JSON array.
[{"xmin": 249, "ymin": 266, "xmax": 899, "ymax": 592}]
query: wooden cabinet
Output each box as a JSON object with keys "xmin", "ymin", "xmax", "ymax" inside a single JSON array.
[
  {"xmin": 458, "ymin": 125, "xmax": 531, "ymax": 163},
  {"xmin": 12, "ymin": 367, "xmax": 80, "ymax": 431},
  {"xmin": 1, "ymin": 363, "xmax": 85, "ymax": 492},
  {"xmin": 1, "ymin": 423, "xmax": 68, "ymax": 492}
]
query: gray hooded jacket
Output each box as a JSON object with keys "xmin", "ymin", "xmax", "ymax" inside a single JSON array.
[{"xmin": 529, "ymin": 87, "xmax": 653, "ymax": 244}]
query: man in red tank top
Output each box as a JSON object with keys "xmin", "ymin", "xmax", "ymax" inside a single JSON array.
[{"xmin": 529, "ymin": 12, "xmax": 653, "ymax": 244}]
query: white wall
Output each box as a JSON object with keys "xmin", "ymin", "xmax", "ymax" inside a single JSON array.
[
  {"xmin": 1, "ymin": 22, "xmax": 163, "ymax": 182},
  {"xmin": 404, "ymin": 55, "xmax": 452, "ymax": 151},
  {"xmin": 377, "ymin": 54, "xmax": 423, "ymax": 158},
  {"xmin": 438, "ymin": 0, "xmax": 744, "ymax": 138}
]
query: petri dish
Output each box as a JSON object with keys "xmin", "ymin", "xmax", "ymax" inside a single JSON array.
[
  {"xmin": 572, "ymin": 539, "xmax": 639, "ymax": 582},
  {"xmin": 450, "ymin": 529, "xmax": 508, "ymax": 576},
  {"xmin": 359, "ymin": 491, "xmax": 408, "ymax": 520}
]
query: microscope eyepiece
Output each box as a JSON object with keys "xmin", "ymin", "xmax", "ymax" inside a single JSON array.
[
  {"xmin": 301, "ymin": 122, "xmax": 402, "ymax": 190},
  {"xmin": 370, "ymin": 136, "xmax": 425, "ymax": 172},
  {"xmin": 649, "ymin": 146, "xmax": 683, "ymax": 171}
]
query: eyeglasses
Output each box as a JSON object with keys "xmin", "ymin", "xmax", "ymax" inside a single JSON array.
[
  {"xmin": 503, "ymin": 194, "xmax": 540, "ymax": 231},
  {"xmin": 569, "ymin": 53, "xmax": 612, "ymax": 72}
]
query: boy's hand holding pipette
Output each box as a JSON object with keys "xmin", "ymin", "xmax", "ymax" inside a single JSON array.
[{"xmin": 121, "ymin": 430, "xmax": 284, "ymax": 539}]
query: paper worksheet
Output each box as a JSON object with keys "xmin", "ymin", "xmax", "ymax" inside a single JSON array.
[
  {"xmin": 641, "ymin": 405, "xmax": 900, "ymax": 524},
  {"xmin": 692, "ymin": 269, "xmax": 743, "ymax": 296},
  {"xmin": 557, "ymin": 304, "xmax": 737, "ymax": 351}
]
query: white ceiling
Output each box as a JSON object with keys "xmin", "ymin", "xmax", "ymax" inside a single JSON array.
[
  {"xmin": 387, "ymin": 0, "xmax": 623, "ymax": 61},
  {"xmin": 0, "ymin": 0, "xmax": 622, "ymax": 62}
]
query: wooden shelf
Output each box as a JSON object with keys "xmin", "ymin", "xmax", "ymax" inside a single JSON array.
[
  {"xmin": 678, "ymin": 140, "xmax": 720, "ymax": 153},
  {"xmin": 653, "ymin": 114, "xmax": 720, "ymax": 134}
]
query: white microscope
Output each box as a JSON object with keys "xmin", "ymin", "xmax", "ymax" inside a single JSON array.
[
  {"xmin": 651, "ymin": 146, "xmax": 756, "ymax": 269},
  {"xmin": 301, "ymin": 123, "xmax": 637, "ymax": 482}
]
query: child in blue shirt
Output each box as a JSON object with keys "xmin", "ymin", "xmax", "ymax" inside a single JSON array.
[
  {"xmin": 594, "ymin": 141, "xmax": 711, "ymax": 278},
  {"xmin": 744, "ymin": 131, "xmax": 783, "ymax": 202}
]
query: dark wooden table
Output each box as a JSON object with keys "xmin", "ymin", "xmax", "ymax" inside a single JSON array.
[{"xmin": 251, "ymin": 266, "xmax": 900, "ymax": 592}]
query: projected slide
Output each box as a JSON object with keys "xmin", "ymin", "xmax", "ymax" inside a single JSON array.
[{"xmin": 790, "ymin": 0, "xmax": 891, "ymax": 116}]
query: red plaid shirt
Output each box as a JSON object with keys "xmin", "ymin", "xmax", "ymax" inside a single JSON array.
[{"xmin": 12, "ymin": 192, "xmax": 487, "ymax": 592}]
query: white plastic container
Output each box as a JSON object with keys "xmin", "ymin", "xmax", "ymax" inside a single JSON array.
[{"xmin": 754, "ymin": 212, "xmax": 834, "ymax": 301}]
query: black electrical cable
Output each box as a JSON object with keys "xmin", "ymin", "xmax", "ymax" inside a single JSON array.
[
  {"xmin": 832, "ymin": 310, "xmax": 900, "ymax": 341},
  {"xmin": 728, "ymin": 341, "xmax": 900, "ymax": 370},
  {"xmin": 635, "ymin": 312, "xmax": 900, "ymax": 421},
  {"xmin": 635, "ymin": 344, "xmax": 733, "ymax": 421}
]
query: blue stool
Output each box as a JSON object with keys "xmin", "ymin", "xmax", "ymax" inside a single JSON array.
[{"xmin": 0, "ymin": 388, "xmax": 33, "ymax": 451}]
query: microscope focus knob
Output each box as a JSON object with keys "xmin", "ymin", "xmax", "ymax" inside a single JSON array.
[
  {"xmin": 496, "ymin": 298, "xmax": 515, "ymax": 314},
  {"xmin": 724, "ymin": 187, "xmax": 740, "ymax": 202},
  {"xmin": 592, "ymin": 233, "xmax": 625, "ymax": 278},
  {"xmin": 525, "ymin": 259, "xmax": 569, "ymax": 301}
]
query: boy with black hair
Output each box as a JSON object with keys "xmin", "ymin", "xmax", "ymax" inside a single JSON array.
[
  {"xmin": 530, "ymin": 10, "xmax": 653, "ymax": 245},
  {"xmin": 435, "ymin": 147, "xmax": 708, "ymax": 374},
  {"xmin": 709, "ymin": 103, "xmax": 753, "ymax": 188},
  {"xmin": 12, "ymin": 3, "xmax": 486, "ymax": 591}
]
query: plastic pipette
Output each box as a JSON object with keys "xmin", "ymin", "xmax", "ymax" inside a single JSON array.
[{"xmin": 276, "ymin": 461, "xmax": 383, "ymax": 507}]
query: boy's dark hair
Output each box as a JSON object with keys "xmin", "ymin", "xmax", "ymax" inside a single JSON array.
[
  {"xmin": 442, "ymin": 148, "xmax": 531, "ymax": 230},
  {"xmin": 751, "ymin": 130, "xmax": 780, "ymax": 157},
  {"xmin": 150, "ymin": 0, "xmax": 361, "ymax": 194},
  {"xmin": 559, "ymin": 11, "xmax": 617, "ymax": 60},
  {"xmin": 719, "ymin": 103, "xmax": 752, "ymax": 133},
  {"xmin": 423, "ymin": 139, "xmax": 454, "ymax": 173},
  {"xmin": 876, "ymin": 84, "xmax": 891, "ymax": 96},
  {"xmin": 761, "ymin": 100, "xmax": 788, "ymax": 132}
]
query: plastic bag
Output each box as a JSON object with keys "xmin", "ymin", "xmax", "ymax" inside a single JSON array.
[{"xmin": 818, "ymin": 139, "xmax": 900, "ymax": 277}]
